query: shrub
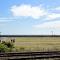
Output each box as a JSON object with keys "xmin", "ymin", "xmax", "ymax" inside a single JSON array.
[
  {"xmin": 0, "ymin": 41, "xmax": 14, "ymax": 52},
  {"xmin": 0, "ymin": 43, "xmax": 8, "ymax": 52},
  {"xmin": 2, "ymin": 41, "xmax": 14, "ymax": 48}
]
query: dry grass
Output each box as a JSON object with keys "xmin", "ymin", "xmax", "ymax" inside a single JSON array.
[{"xmin": 13, "ymin": 37, "xmax": 60, "ymax": 52}]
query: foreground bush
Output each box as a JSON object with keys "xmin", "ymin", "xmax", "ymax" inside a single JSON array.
[
  {"xmin": 0, "ymin": 43, "xmax": 8, "ymax": 52},
  {"xmin": 0, "ymin": 41, "xmax": 14, "ymax": 52},
  {"xmin": 2, "ymin": 41, "xmax": 14, "ymax": 48}
]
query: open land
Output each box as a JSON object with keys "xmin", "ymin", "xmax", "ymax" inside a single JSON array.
[{"xmin": 9, "ymin": 36, "xmax": 60, "ymax": 52}]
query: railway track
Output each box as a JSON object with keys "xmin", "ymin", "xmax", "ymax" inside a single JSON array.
[{"xmin": 0, "ymin": 51, "xmax": 60, "ymax": 60}]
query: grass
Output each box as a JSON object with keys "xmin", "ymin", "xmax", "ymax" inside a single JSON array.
[{"xmin": 11, "ymin": 37, "xmax": 60, "ymax": 52}]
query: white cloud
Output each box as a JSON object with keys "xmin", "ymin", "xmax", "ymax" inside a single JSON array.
[
  {"xmin": 0, "ymin": 20, "xmax": 12, "ymax": 22},
  {"xmin": 33, "ymin": 6, "xmax": 60, "ymax": 30},
  {"xmin": 55, "ymin": 7, "xmax": 60, "ymax": 10},
  {"xmin": 10, "ymin": 4, "xmax": 47, "ymax": 19},
  {"xmin": 45, "ymin": 6, "xmax": 60, "ymax": 20},
  {"xmin": 46, "ymin": 13, "xmax": 60, "ymax": 20},
  {"xmin": 10, "ymin": 4, "xmax": 60, "ymax": 20},
  {"xmin": 0, "ymin": 17, "xmax": 16, "ymax": 22},
  {"xmin": 33, "ymin": 21, "xmax": 60, "ymax": 29}
]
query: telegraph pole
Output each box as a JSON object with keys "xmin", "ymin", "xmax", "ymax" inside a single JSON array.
[
  {"xmin": 51, "ymin": 31, "xmax": 54, "ymax": 36},
  {"xmin": 51, "ymin": 31, "xmax": 53, "ymax": 35}
]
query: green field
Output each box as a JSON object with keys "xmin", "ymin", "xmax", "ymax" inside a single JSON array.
[{"xmin": 10, "ymin": 37, "xmax": 60, "ymax": 52}]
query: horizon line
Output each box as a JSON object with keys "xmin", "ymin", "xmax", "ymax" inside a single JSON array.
[{"xmin": 0, "ymin": 35, "xmax": 60, "ymax": 37}]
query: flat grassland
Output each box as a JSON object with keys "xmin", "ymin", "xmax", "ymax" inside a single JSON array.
[{"xmin": 12, "ymin": 37, "xmax": 60, "ymax": 52}]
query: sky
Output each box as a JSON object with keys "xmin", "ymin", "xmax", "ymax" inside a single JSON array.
[{"xmin": 0, "ymin": 0, "xmax": 60, "ymax": 35}]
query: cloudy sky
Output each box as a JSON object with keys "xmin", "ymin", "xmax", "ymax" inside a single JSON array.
[{"xmin": 0, "ymin": 0, "xmax": 60, "ymax": 35}]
